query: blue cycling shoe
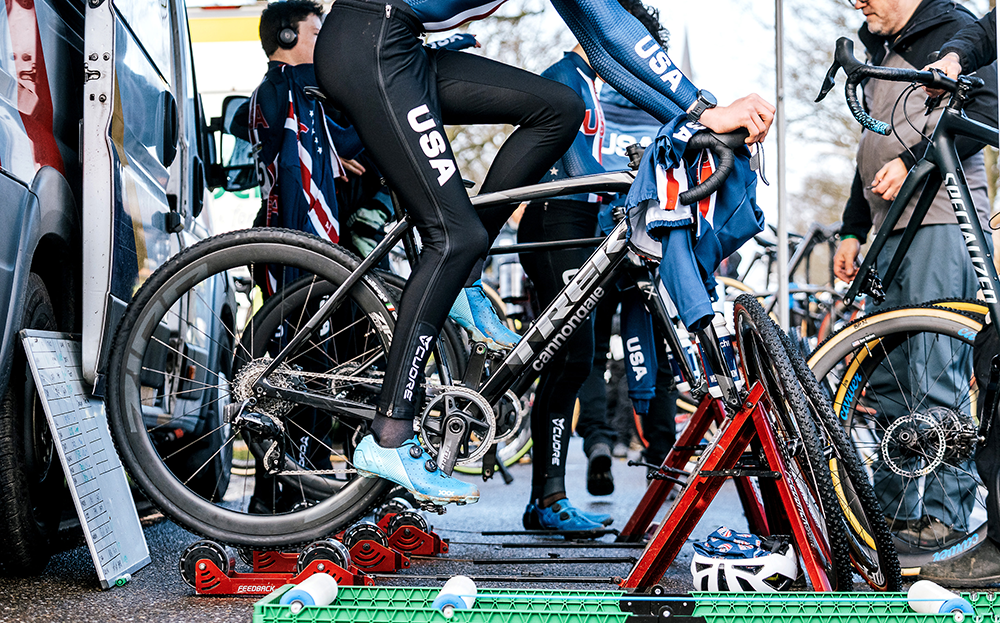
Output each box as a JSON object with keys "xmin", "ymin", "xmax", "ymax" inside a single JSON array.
[
  {"xmin": 354, "ymin": 435, "xmax": 479, "ymax": 506},
  {"xmin": 448, "ymin": 280, "xmax": 521, "ymax": 351},
  {"xmin": 522, "ymin": 500, "xmax": 610, "ymax": 531}
]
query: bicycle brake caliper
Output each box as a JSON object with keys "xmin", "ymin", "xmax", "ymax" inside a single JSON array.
[{"xmin": 858, "ymin": 268, "xmax": 886, "ymax": 304}]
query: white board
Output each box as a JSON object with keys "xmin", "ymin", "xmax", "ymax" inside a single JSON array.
[{"xmin": 21, "ymin": 330, "xmax": 150, "ymax": 589}]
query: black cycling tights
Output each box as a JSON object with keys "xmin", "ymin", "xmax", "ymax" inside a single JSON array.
[
  {"xmin": 315, "ymin": 0, "xmax": 582, "ymax": 432},
  {"xmin": 519, "ymin": 199, "xmax": 599, "ymax": 501}
]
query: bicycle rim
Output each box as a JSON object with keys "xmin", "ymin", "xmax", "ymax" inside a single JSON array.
[
  {"xmin": 106, "ymin": 228, "xmax": 396, "ymax": 548},
  {"xmin": 808, "ymin": 302, "xmax": 988, "ymax": 572},
  {"xmin": 733, "ymin": 294, "xmax": 854, "ymax": 590}
]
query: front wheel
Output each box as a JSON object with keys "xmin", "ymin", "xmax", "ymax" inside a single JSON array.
[
  {"xmin": 733, "ymin": 294, "xmax": 854, "ymax": 590},
  {"xmin": 106, "ymin": 228, "xmax": 396, "ymax": 549},
  {"xmin": 778, "ymin": 329, "xmax": 901, "ymax": 590}
]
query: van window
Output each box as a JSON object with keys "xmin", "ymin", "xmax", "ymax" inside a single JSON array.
[{"xmin": 116, "ymin": 1, "xmax": 173, "ymax": 83}]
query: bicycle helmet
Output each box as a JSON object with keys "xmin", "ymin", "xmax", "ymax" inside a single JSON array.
[{"xmin": 690, "ymin": 528, "xmax": 799, "ymax": 592}]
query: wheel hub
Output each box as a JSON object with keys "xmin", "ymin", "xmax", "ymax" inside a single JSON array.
[{"xmin": 881, "ymin": 406, "xmax": 976, "ymax": 477}]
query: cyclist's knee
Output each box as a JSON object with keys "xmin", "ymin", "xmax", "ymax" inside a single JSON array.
[
  {"xmin": 536, "ymin": 82, "xmax": 585, "ymax": 143},
  {"xmin": 444, "ymin": 223, "xmax": 489, "ymax": 266}
]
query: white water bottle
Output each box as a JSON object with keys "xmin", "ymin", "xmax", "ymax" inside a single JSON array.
[
  {"xmin": 279, "ymin": 573, "xmax": 339, "ymax": 614},
  {"xmin": 712, "ymin": 313, "xmax": 744, "ymax": 391},
  {"xmin": 432, "ymin": 575, "xmax": 477, "ymax": 618},
  {"xmin": 907, "ymin": 580, "xmax": 974, "ymax": 621}
]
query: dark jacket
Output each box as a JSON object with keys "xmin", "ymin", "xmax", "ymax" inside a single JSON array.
[
  {"xmin": 940, "ymin": 8, "xmax": 997, "ymax": 74},
  {"xmin": 840, "ymin": 0, "xmax": 998, "ymax": 241}
]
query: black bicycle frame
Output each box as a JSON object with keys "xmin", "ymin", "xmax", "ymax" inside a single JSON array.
[
  {"xmin": 844, "ymin": 106, "xmax": 1000, "ymax": 326},
  {"xmin": 253, "ymin": 171, "xmax": 637, "ymax": 416}
]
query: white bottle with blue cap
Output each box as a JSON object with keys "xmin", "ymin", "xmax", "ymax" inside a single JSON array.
[
  {"xmin": 432, "ymin": 575, "xmax": 477, "ymax": 618},
  {"xmin": 279, "ymin": 573, "xmax": 339, "ymax": 614},
  {"xmin": 908, "ymin": 580, "xmax": 974, "ymax": 621}
]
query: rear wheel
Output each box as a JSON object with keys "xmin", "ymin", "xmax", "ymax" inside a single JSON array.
[
  {"xmin": 0, "ymin": 274, "xmax": 62, "ymax": 574},
  {"xmin": 106, "ymin": 229, "xmax": 397, "ymax": 548},
  {"xmin": 808, "ymin": 301, "xmax": 988, "ymax": 572},
  {"xmin": 733, "ymin": 294, "xmax": 854, "ymax": 590}
]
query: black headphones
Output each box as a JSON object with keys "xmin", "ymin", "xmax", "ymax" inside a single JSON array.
[{"xmin": 277, "ymin": 16, "xmax": 298, "ymax": 50}]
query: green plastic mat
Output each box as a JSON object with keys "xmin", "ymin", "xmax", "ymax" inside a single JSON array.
[
  {"xmin": 253, "ymin": 586, "xmax": 1000, "ymax": 623},
  {"xmin": 253, "ymin": 585, "xmax": 631, "ymax": 623},
  {"xmin": 692, "ymin": 592, "xmax": 999, "ymax": 623}
]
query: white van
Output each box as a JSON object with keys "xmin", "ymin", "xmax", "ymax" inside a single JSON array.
[{"xmin": 0, "ymin": 0, "xmax": 234, "ymax": 574}]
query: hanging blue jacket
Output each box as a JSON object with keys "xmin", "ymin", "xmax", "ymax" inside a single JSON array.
[{"xmin": 625, "ymin": 116, "xmax": 764, "ymax": 331}]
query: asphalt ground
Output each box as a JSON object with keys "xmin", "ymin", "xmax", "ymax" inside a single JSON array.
[{"xmin": 0, "ymin": 437, "xmax": 860, "ymax": 623}]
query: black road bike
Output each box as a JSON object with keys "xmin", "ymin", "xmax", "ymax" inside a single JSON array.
[{"xmin": 104, "ymin": 123, "xmax": 896, "ymax": 588}]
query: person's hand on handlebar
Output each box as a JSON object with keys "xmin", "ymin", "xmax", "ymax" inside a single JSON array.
[
  {"xmin": 833, "ymin": 237, "xmax": 861, "ymax": 283},
  {"xmin": 698, "ymin": 94, "xmax": 775, "ymax": 144},
  {"xmin": 922, "ymin": 52, "xmax": 963, "ymax": 97},
  {"xmin": 870, "ymin": 157, "xmax": 907, "ymax": 202}
]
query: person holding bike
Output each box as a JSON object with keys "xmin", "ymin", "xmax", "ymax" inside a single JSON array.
[
  {"xmin": 916, "ymin": 6, "xmax": 1000, "ymax": 587},
  {"xmin": 312, "ymin": 0, "xmax": 774, "ymax": 508},
  {"xmin": 832, "ymin": 0, "xmax": 998, "ymax": 557}
]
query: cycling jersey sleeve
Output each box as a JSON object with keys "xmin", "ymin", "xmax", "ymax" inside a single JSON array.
[{"xmin": 549, "ymin": 0, "xmax": 699, "ymax": 123}]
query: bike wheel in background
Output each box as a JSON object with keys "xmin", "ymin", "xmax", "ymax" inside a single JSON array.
[
  {"xmin": 106, "ymin": 229, "xmax": 397, "ymax": 549},
  {"xmin": 733, "ymin": 294, "xmax": 854, "ymax": 590},
  {"xmin": 808, "ymin": 301, "xmax": 988, "ymax": 573}
]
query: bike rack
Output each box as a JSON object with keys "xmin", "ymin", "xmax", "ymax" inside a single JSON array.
[{"xmin": 620, "ymin": 382, "xmax": 835, "ymax": 591}]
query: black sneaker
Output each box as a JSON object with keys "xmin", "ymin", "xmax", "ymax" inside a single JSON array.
[
  {"xmin": 587, "ymin": 443, "xmax": 615, "ymax": 496},
  {"xmin": 918, "ymin": 537, "xmax": 1000, "ymax": 587},
  {"xmin": 916, "ymin": 516, "xmax": 966, "ymax": 548}
]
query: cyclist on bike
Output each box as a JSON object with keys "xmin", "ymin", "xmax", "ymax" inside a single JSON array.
[
  {"xmin": 832, "ymin": 0, "xmax": 997, "ymax": 554},
  {"xmin": 314, "ymin": 0, "xmax": 774, "ymax": 507}
]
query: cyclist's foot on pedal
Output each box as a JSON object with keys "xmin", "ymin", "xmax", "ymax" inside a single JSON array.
[
  {"xmin": 353, "ymin": 435, "xmax": 479, "ymax": 506},
  {"xmin": 586, "ymin": 443, "xmax": 615, "ymax": 496},
  {"xmin": 522, "ymin": 500, "xmax": 611, "ymax": 530},
  {"xmin": 448, "ymin": 280, "xmax": 520, "ymax": 351}
]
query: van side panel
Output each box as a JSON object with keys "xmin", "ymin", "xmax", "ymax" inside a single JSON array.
[
  {"xmin": 0, "ymin": 2, "xmax": 81, "ymax": 397},
  {"xmin": 82, "ymin": 2, "xmax": 176, "ymax": 385}
]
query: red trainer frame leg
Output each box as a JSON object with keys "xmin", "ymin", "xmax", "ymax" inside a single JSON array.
[
  {"xmin": 621, "ymin": 382, "xmax": 835, "ymax": 591},
  {"xmin": 617, "ymin": 396, "xmax": 724, "ymax": 542}
]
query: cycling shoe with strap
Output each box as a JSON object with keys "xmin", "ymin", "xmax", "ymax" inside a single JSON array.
[
  {"xmin": 522, "ymin": 500, "xmax": 610, "ymax": 531},
  {"xmin": 354, "ymin": 435, "xmax": 479, "ymax": 506},
  {"xmin": 448, "ymin": 280, "xmax": 521, "ymax": 351}
]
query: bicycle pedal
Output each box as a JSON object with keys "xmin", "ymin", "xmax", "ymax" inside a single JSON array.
[{"xmin": 417, "ymin": 502, "xmax": 447, "ymax": 514}]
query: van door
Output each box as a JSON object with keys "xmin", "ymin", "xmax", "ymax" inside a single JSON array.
[{"xmin": 81, "ymin": 0, "xmax": 182, "ymax": 386}]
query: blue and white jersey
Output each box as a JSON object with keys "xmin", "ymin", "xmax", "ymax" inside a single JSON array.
[
  {"xmin": 598, "ymin": 86, "xmax": 659, "ymax": 171},
  {"xmin": 402, "ymin": 0, "xmax": 700, "ymax": 123}
]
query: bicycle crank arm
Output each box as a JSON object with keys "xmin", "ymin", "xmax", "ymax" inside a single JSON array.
[{"xmin": 436, "ymin": 414, "xmax": 468, "ymax": 476}]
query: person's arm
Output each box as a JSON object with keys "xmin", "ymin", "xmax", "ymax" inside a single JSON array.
[
  {"xmin": 840, "ymin": 170, "xmax": 872, "ymax": 244},
  {"xmin": 939, "ymin": 8, "xmax": 997, "ymax": 74},
  {"xmin": 833, "ymin": 171, "xmax": 872, "ymax": 282},
  {"xmin": 549, "ymin": 0, "xmax": 773, "ymax": 142}
]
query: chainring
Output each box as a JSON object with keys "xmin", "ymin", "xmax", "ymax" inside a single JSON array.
[{"xmin": 415, "ymin": 386, "xmax": 496, "ymax": 465}]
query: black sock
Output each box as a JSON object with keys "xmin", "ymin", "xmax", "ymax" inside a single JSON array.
[{"xmin": 370, "ymin": 415, "xmax": 414, "ymax": 448}]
